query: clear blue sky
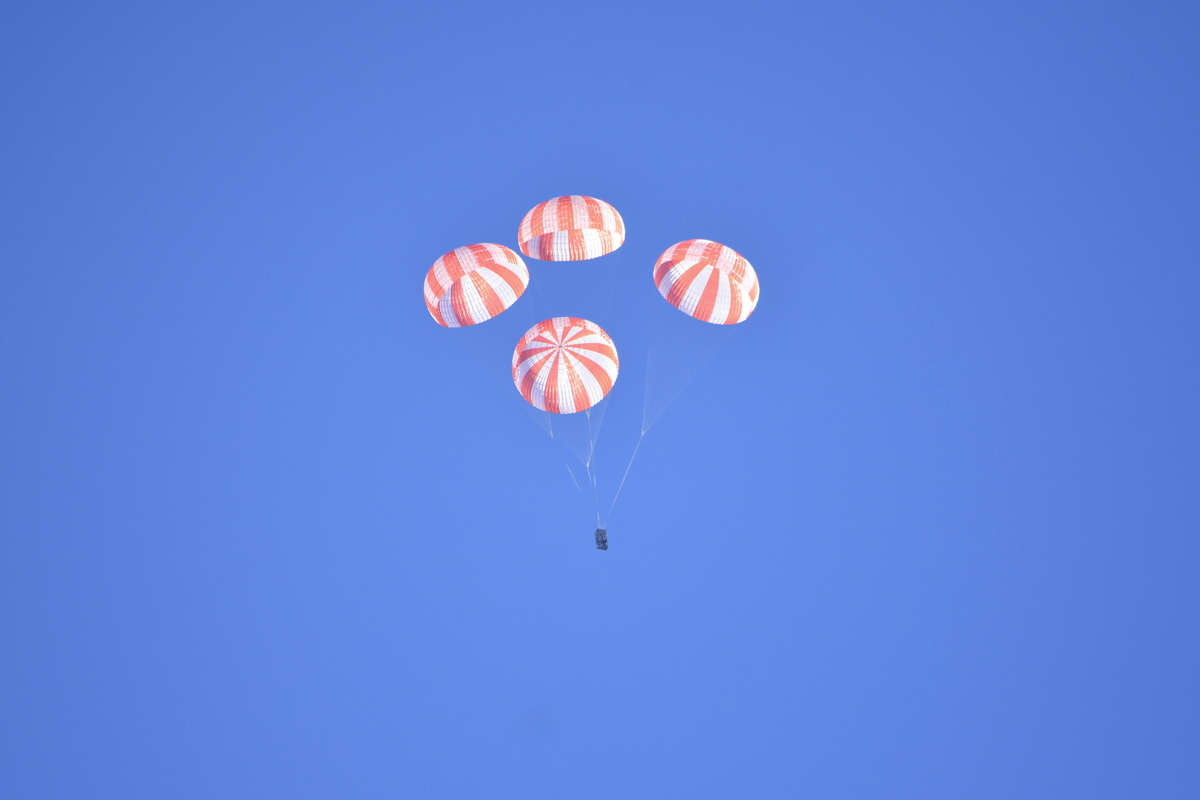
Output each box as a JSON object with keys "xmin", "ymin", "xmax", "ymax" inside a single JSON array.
[{"xmin": 2, "ymin": 1, "xmax": 1198, "ymax": 797}]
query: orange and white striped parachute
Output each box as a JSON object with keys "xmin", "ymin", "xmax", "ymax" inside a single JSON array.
[
  {"xmin": 653, "ymin": 239, "xmax": 759, "ymax": 325},
  {"xmin": 512, "ymin": 317, "xmax": 619, "ymax": 414},
  {"xmin": 518, "ymin": 196, "xmax": 625, "ymax": 261},
  {"xmin": 423, "ymin": 243, "xmax": 529, "ymax": 327}
]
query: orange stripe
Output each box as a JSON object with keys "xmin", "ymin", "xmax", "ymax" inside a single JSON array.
[
  {"xmin": 693, "ymin": 267, "xmax": 722, "ymax": 323},
  {"xmin": 561, "ymin": 325, "xmax": 593, "ymax": 345},
  {"xmin": 585, "ymin": 197, "xmax": 604, "ymax": 230},
  {"xmin": 566, "ymin": 341, "xmax": 615, "ymax": 358},
  {"xmin": 441, "ymin": 248, "xmax": 467, "ymax": 286},
  {"xmin": 654, "ymin": 257, "xmax": 680, "ymax": 288},
  {"xmin": 447, "ymin": 280, "xmax": 470, "ymax": 326},
  {"xmin": 556, "ymin": 197, "xmax": 573, "ymax": 235},
  {"xmin": 724, "ymin": 277, "xmax": 744, "ymax": 324}
]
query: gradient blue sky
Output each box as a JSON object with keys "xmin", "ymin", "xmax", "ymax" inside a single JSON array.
[{"xmin": 2, "ymin": 2, "xmax": 1198, "ymax": 797}]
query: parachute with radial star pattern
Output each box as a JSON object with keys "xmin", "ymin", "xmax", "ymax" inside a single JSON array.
[{"xmin": 512, "ymin": 317, "xmax": 619, "ymax": 414}]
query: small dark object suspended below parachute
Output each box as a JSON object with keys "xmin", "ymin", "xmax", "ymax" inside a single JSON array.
[{"xmin": 594, "ymin": 528, "xmax": 608, "ymax": 551}]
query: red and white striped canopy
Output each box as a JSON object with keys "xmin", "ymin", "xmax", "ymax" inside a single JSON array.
[
  {"xmin": 424, "ymin": 243, "xmax": 529, "ymax": 327},
  {"xmin": 512, "ymin": 317, "xmax": 619, "ymax": 414},
  {"xmin": 517, "ymin": 196, "xmax": 625, "ymax": 261},
  {"xmin": 653, "ymin": 239, "xmax": 760, "ymax": 325}
]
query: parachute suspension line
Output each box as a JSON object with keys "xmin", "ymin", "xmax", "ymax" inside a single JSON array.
[
  {"xmin": 583, "ymin": 405, "xmax": 609, "ymax": 467},
  {"xmin": 590, "ymin": 464, "xmax": 601, "ymax": 527},
  {"xmin": 582, "ymin": 398, "xmax": 609, "ymax": 463},
  {"xmin": 565, "ymin": 462, "xmax": 583, "ymax": 493},
  {"xmin": 601, "ymin": 340, "xmax": 654, "ymax": 526},
  {"xmin": 584, "ymin": 409, "xmax": 602, "ymax": 526},
  {"xmin": 585, "ymin": 408, "xmax": 593, "ymax": 466},
  {"xmin": 641, "ymin": 345, "xmax": 653, "ymax": 435},
  {"xmin": 641, "ymin": 326, "xmax": 738, "ymax": 433},
  {"xmin": 604, "ymin": 431, "xmax": 644, "ymax": 527},
  {"xmin": 545, "ymin": 411, "xmax": 592, "ymax": 508},
  {"xmin": 579, "ymin": 450, "xmax": 601, "ymax": 526},
  {"xmin": 450, "ymin": 334, "xmax": 551, "ymax": 439}
]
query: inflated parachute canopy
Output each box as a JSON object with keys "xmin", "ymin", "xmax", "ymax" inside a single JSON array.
[
  {"xmin": 512, "ymin": 317, "xmax": 619, "ymax": 414},
  {"xmin": 518, "ymin": 196, "xmax": 625, "ymax": 261},
  {"xmin": 654, "ymin": 239, "xmax": 759, "ymax": 325},
  {"xmin": 424, "ymin": 243, "xmax": 529, "ymax": 327}
]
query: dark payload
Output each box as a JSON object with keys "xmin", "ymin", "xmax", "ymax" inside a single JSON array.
[{"xmin": 594, "ymin": 528, "xmax": 608, "ymax": 550}]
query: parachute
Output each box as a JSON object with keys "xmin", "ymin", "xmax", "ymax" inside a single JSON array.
[
  {"xmin": 512, "ymin": 317, "xmax": 618, "ymax": 414},
  {"xmin": 653, "ymin": 239, "xmax": 759, "ymax": 325},
  {"xmin": 518, "ymin": 196, "xmax": 625, "ymax": 261},
  {"xmin": 421, "ymin": 198, "xmax": 762, "ymax": 548},
  {"xmin": 423, "ymin": 243, "xmax": 529, "ymax": 327}
]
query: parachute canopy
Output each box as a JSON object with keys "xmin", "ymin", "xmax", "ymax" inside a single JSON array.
[
  {"xmin": 512, "ymin": 317, "xmax": 619, "ymax": 414},
  {"xmin": 518, "ymin": 196, "xmax": 625, "ymax": 261},
  {"xmin": 654, "ymin": 239, "xmax": 759, "ymax": 325},
  {"xmin": 424, "ymin": 243, "xmax": 529, "ymax": 327}
]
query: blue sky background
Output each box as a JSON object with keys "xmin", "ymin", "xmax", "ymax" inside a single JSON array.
[{"xmin": 2, "ymin": 1, "xmax": 1198, "ymax": 797}]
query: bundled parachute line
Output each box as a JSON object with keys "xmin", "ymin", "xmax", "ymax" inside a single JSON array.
[
  {"xmin": 542, "ymin": 401, "xmax": 608, "ymax": 525},
  {"xmin": 421, "ymin": 196, "xmax": 760, "ymax": 548},
  {"xmin": 643, "ymin": 322, "xmax": 738, "ymax": 432},
  {"xmin": 512, "ymin": 317, "xmax": 619, "ymax": 414},
  {"xmin": 602, "ymin": 319, "xmax": 737, "ymax": 527},
  {"xmin": 603, "ymin": 429, "xmax": 643, "ymax": 527}
]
